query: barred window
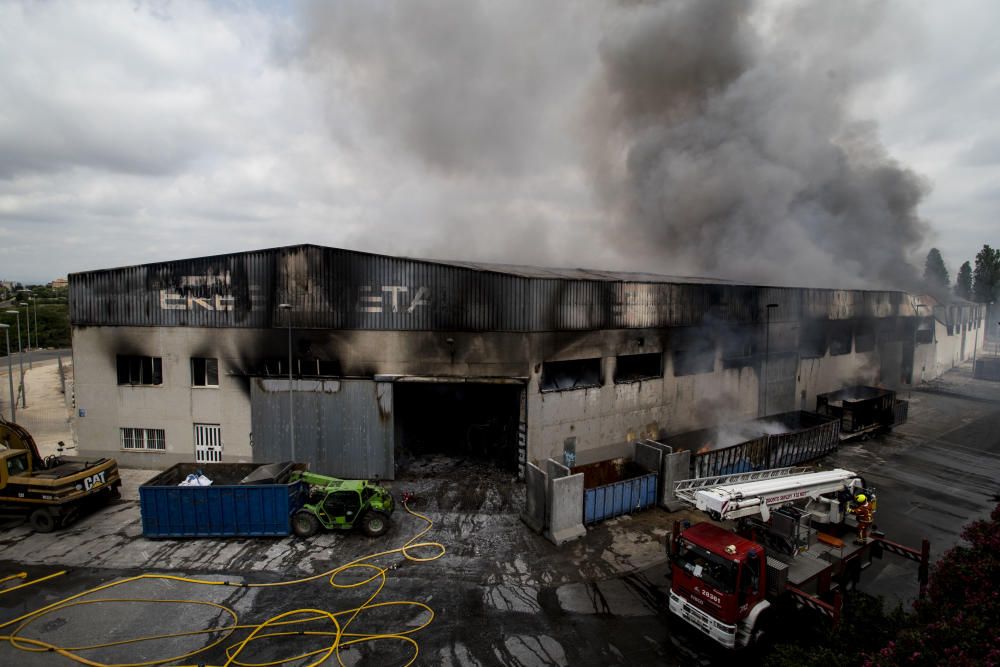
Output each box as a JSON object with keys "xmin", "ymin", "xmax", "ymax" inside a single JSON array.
[{"xmin": 120, "ymin": 427, "xmax": 166, "ymax": 451}]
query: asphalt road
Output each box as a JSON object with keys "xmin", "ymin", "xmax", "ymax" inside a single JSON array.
[
  {"xmin": 1, "ymin": 365, "xmax": 998, "ymax": 666},
  {"xmin": 0, "ymin": 347, "xmax": 71, "ymax": 368}
]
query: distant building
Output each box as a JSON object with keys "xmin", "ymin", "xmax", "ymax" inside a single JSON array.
[
  {"xmin": 68, "ymin": 244, "xmax": 985, "ymax": 474},
  {"xmin": 48, "ymin": 278, "xmax": 69, "ymax": 289}
]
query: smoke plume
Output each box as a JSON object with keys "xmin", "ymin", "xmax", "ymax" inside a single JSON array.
[
  {"xmin": 588, "ymin": 0, "xmax": 929, "ymax": 289},
  {"xmin": 300, "ymin": 0, "xmax": 929, "ymax": 289}
]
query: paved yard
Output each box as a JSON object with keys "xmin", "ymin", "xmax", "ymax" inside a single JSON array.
[{"xmin": 1, "ymin": 364, "xmax": 998, "ymax": 665}]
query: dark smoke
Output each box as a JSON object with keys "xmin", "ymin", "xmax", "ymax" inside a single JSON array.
[
  {"xmin": 300, "ymin": 0, "xmax": 929, "ymax": 290},
  {"xmin": 588, "ymin": 0, "xmax": 930, "ymax": 289}
]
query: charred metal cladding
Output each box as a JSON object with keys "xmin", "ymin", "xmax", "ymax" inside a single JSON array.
[{"xmin": 71, "ymin": 244, "xmax": 933, "ymax": 332}]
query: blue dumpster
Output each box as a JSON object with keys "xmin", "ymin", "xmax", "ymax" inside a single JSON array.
[
  {"xmin": 574, "ymin": 458, "xmax": 659, "ymax": 525},
  {"xmin": 139, "ymin": 462, "xmax": 308, "ymax": 538}
]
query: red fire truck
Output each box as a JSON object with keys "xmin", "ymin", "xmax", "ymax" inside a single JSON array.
[{"xmin": 667, "ymin": 467, "xmax": 929, "ymax": 649}]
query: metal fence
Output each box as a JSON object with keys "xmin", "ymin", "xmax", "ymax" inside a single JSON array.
[{"xmin": 665, "ymin": 411, "xmax": 841, "ymax": 478}]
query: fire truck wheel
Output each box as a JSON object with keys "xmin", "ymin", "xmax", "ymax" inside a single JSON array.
[
  {"xmin": 29, "ymin": 508, "xmax": 57, "ymax": 533},
  {"xmin": 748, "ymin": 611, "xmax": 772, "ymax": 648},
  {"xmin": 292, "ymin": 511, "xmax": 320, "ymax": 538},
  {"xmin": 360, "ymin": 511, "xmax": 390, "ymax": 538}
]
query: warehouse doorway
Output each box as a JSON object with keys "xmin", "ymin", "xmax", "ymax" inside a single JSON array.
[{"xmin": 394, "ymin": 382, "xmax": 524, "ymax": 473}]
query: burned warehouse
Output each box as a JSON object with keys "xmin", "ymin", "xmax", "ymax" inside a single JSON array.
[{"xmin": 68, "ymin": 244, "xmax": 984, "ymax": 476}]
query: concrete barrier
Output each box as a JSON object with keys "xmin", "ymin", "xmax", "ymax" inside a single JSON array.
[
  {"xmin": 520, "ymin": 462, "xmax": 547, "ymax": 534},
  {"xmin": 545, "ymin": 469, "xmax": 587, "ymax": 546},
  {"xmin": 662, "ymin": 449, "xmax": 691, "ymax": 511}
]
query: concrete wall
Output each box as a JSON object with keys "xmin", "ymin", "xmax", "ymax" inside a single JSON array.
[
  {"xmin": 74, "ymin": 306, "xmax": 984, "ymax": 471},
  {"xmin": 73, "ymin": 326, "xmax": 254, "ymax": 467},
  {"xmin": 915, "ymin": 319, "xmax": 983, "ymax": 381}
]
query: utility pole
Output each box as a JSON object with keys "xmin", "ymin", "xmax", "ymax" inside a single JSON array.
[
  {"xmin": 278, "ymin": 303, "xmax": 295, "ymax": 462},
  {"xmin": 19, "ymin": 301, "xmax": 32, "ymax": 370},
  {"xmin": 5, "ymin": 310, "xmax": 26, "ymax": 408},
  {"xmin": 762, "ymin": 303, "xmax": 779, "ymax": 417},
  {"xmin": 1, "ymin": 323, "xmax": 14, "ymax": 422}
]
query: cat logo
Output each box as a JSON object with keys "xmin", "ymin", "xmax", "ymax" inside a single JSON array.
[{"xmin": 83, "ymin": 471, "xmax": 106, "ymax": 491}]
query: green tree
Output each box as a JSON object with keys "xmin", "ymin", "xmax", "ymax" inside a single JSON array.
[
  {"xmin": 922, "ymin": 248, "xmax": 949, "ymax": 291},
  {"xmin": 955, "ymin": 261, "xmax": 973, "ymax": 300},
  {"xmin": 972, "ymin": 244, "xmax": 1000, "ymax": 302}
]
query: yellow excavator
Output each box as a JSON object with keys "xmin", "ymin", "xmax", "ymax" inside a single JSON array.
[{"xmin": 0, "ymin": 418, "xmax": 121, "ymax": 532}]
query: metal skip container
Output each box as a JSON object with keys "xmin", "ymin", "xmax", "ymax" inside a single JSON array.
[{"xmin": 139, "ymin": 462, "xmax": 307, "ymax": 538}]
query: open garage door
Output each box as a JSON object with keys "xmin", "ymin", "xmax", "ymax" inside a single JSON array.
[{"xmin": 394, "ymin": 381, "xmax": 524, "ymax": 474}]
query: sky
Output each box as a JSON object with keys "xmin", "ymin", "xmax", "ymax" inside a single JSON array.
[{"xmin": 0, "ymin": 0, "xmax": 997, "ymax": 290}]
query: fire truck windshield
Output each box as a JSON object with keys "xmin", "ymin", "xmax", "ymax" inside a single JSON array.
[{"xmin": 676, "ymin": 541, "xmax": 738, "ymax": 593}]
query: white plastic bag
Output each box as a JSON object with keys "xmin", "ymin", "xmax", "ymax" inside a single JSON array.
[{"xmin": 178, "ymin": 473, "xmax": 213, "ymax": 487}]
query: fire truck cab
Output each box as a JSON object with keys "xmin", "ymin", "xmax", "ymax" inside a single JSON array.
[{"xmin": 668, "ymin": 523, "xmax": 769, "ymax": 649}]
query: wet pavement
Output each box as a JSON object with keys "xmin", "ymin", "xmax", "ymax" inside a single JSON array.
[{"xmin": 1, "ymin": 364, "xmax": 998, "ymax": 665}]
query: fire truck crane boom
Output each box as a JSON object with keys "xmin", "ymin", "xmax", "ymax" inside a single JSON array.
[{"xmin": 692, "ymin": 468, "xmax": 862, "ymax": 521}]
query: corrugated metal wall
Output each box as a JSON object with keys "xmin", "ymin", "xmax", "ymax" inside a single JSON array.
[
  {"xmin": 250, "ymin": 378, "xmax": 395, "ymax": 480},
  {"xmin": 69, "ymin": 244, "xmax": 922, "ymax": 332}
]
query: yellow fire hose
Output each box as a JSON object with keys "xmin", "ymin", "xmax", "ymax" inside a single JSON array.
[{"xmin": 0, "ymin": 501, "xmax": 445, "ymax": 667}]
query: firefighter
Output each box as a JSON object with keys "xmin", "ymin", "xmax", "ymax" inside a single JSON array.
[{"xmin": 849, "ymin": 493, "xmax": 875, "ymax": 544}]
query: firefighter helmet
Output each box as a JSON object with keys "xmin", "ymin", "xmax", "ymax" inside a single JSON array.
[{"xmin": 855, "ymin": 494, "xmax": 867, "ymax": 503}]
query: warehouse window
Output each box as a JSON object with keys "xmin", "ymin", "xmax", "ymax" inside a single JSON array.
[
  {"xmin": 915, "ymin": 317, "xmax": 934, "ymax": 345},
  {"xmin": 120, "ymin": 427, "xmax": 166, "ymax": 451},
  {"xmin": 298, "ymin": 359, "xmax": 341, "ymax": 377},
  {"xmin": 614, "ymin": 352, "xmax": 662, "ymax": 383},
  {"xmin": 540, "ymin": 358, "xmax": 602, "ymax": 392},
  {"xmin": 798, "ymin": 320, "xmax": 828, "ymax": 358},
  {"xmin": 191, "ymin": 358, "xmax": 219, "ymax": 387},
  {"xmin": 854, "ymin": 321, "xmax": 875, "ymax": 353},
  {"xmin": 829, "ymin": 321, "xmax": 853, "ymax": 356},
  {"xmin": 720, "ymin": 326, "xmax": 758, "ymax": 370},
  {"xmin": 671, "ymin": 327, "xmax": 716, "ymax": 377},
  {"xmin": 116, "ymin": 355, "xmax": 162, "ymax": 386}
]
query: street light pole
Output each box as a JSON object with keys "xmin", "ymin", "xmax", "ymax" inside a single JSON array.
[
  {"xmin": 762, "ymin": 303, "xmax": 779, "ymax": 417},
  {"xmin": 30, "ymin": 296, "xmax": 38, "ymax": 353},
  {"xmin": 278, "ymin": 303, "xmax": 295, "ymax": 462},
  {"xmin": 0, "ymin": 323, "xmax": 14, "ymax": 422},
  {"xmin": 5, "ymin": 310, "xmax": 26, "ymax": 409},
  {"xmin": 19, "ymin": 301, "xmax": 32, "ymax": 370}
]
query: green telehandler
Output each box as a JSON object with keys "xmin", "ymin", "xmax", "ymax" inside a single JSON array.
[{"xmin": 288, "ymin": 470, "xmax": 395, "ymax": 538}]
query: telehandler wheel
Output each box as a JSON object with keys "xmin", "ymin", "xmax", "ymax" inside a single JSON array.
[
  {"xmin": 29, "ymin": 508, "xmax": 57, "ymax": 533},
  {"xmin": 292, "ymin": 511, "xmax": 320, "ymax": 538},
  {"xmin": 360, "ymin": 510, "xmax": 390, "ymax": 538}
]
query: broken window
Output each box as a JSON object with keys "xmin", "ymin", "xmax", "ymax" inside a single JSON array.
[
  {"xmin": 614, "ymin": 352, "xmax": 662, "ymax": 383},
  {"xmin": 798, "ymin": 320, "xmax": 828, "ymax": 358},
  {"xmin": 298, "ymin": 359, "xmax": 341, "ymax": 377},
  {"xmin": 671, "ymin": 327, "xmax": 716, "ymax": 377},
  {"xmin": 116, "ymin": 355, "xmax": 163, "ymax": 386},
  {"xmin": 260, "ymin": 359, "xmax": 286, "ymax": 376},
  {"xmin": 875, "ymin": 317, "xmax": 906, "ymax": 344},
  {"xmin": 829, "ymin": 321, "xmax": 853, "ymax": 356},
  {"xmin": 720, "ymin": 325, "xmax": 758, "ymax": 370},
  {"xmin": 191, "ymin": 357, "xmax": 219, "ymax": 387},
  {"xmin": 540, "ymin": 358, "xmax": 602, "ymax": 392},
  {"xmin": 854, "ymin": 321, "xmax": 875, "ymax": 353},
  {"xmin": 915, "ymin": 317, "xmax": 934, "ymax": 345}
]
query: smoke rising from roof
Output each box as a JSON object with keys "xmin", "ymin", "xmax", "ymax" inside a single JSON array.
[{"xmin": 302, "ymin": 0, "xmax": 929, "ymax": 289}]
